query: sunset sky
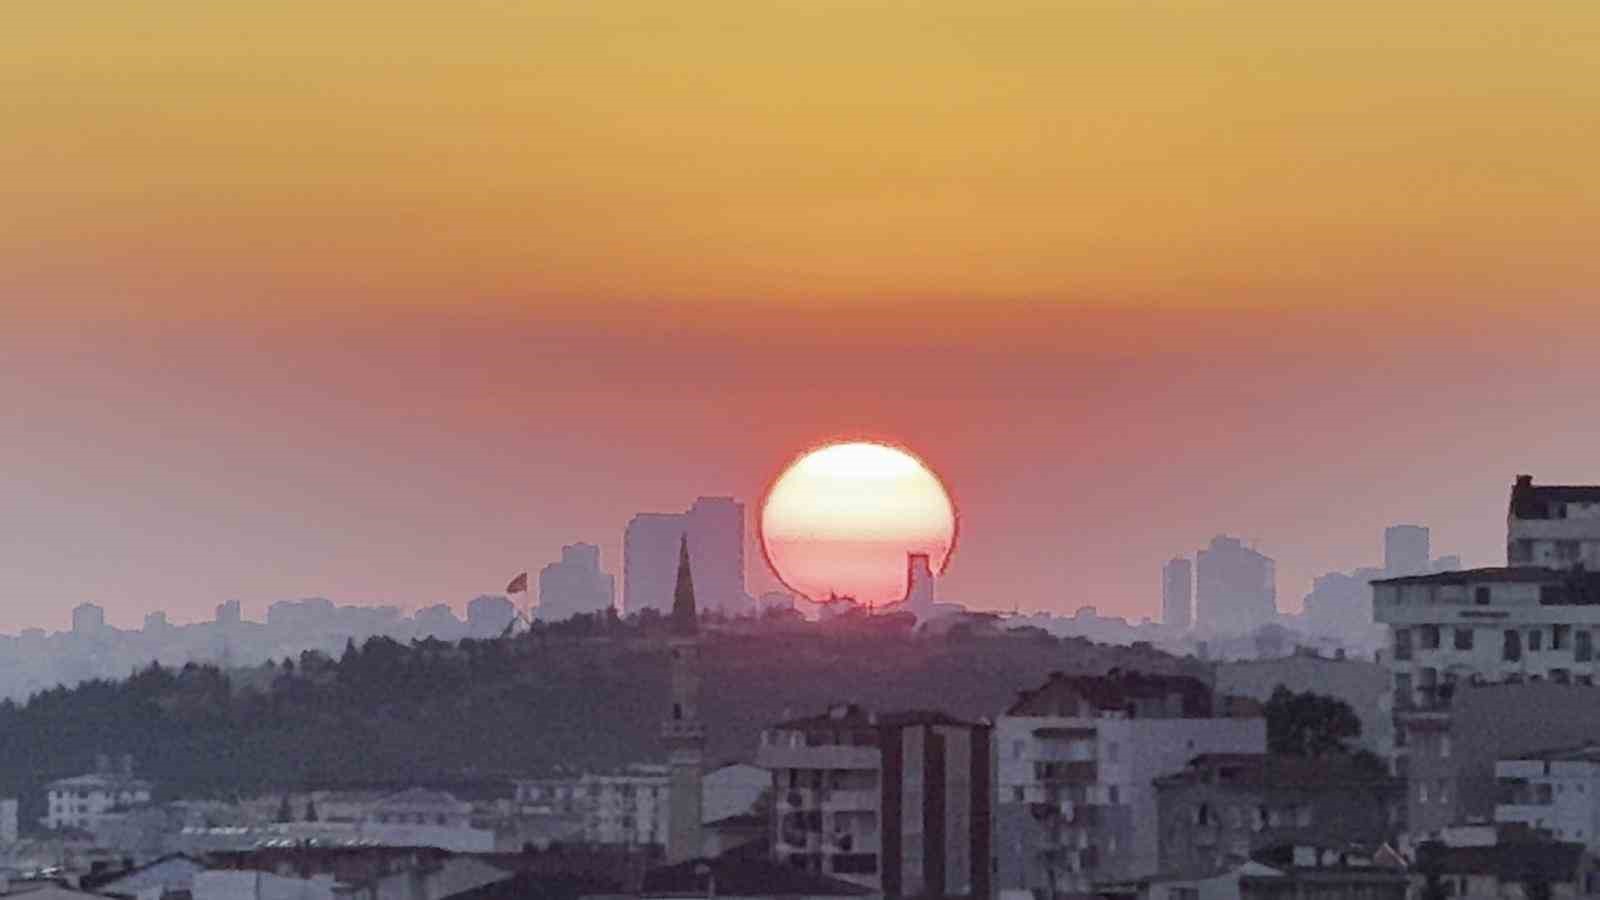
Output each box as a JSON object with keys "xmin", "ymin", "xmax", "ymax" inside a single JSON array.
[{"xmin": 4, "ymin": 1, "xmax": 1600, "ymax": 631}]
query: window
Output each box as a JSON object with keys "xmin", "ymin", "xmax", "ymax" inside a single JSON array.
[
  {"xmin": 1440, "ymin": 735, "xmax": 1452, "ymax": 759},
  {"xmin": 1531, "ymin": 629, "xmax": 1544, "ymax": 652},
  {"xmin": 1505, "ymin": 630, "xmax": 1523, "ymax": 662},
  {"xmin": 1013, "ymin": 740, "xmax": 1025, "ymax": 759},
  {"xmin": 1395, "ymin": 673, "xmax": 1413, "ymax": 708},
  {"xmin": 1108, "ymin": 786, "xmax": 1119, "ymax": 805},
  {"xmin": 1395, "ymin": 628, "xmax": 1413, "ymax": 661},
  {"xmin": 1013, "ymin": 787, "xmax": 1024, "ymax": 802},
  {"xmin": 1559, "ymin": 541, "xmax": 1582, "ymax": 563},
  {"xmin": 1579, "ymin": 630, "xmax": 1594, "ymax": 662},
  {"xmin": 1420, "ymin": 625, "xmax": 1441, "ymax": 650},
  {"xmin": 1555, "ymin": 625, "xmax": 1571, "ymax": 651},
  {"xmin": 1476, "ymin": 586, "xmax": 1492, "ymax": 605},
  {"xmin": 1455, "ymin": 628, "xmax": 1474, "ymax": 651}
]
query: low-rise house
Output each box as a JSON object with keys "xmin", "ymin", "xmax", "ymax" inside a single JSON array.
[
  {"xmin": 1119, "ymin": 844, "xmax": 1407, "ymax": 900},
  {"xmin": 333, "ymin": 856, "xmax": 508, "ymax": 900},
  {"xmin": 639, "ymin": 855, "xmax": 873, "ymax": 900},
  {"xmin": 83, "ymin": 854, "xmax": 206, "ymax": 900},
  {"xmin": 1155, "ymin": 754, "xmax": 1403, "ymax": 874},
  {"xmin": 1413, "ymin": 840, "xmax": 1597, "ymax": 900},
  {"xmin": 194, "ymin": 870, "xmax": 336, "ymax": 900}
]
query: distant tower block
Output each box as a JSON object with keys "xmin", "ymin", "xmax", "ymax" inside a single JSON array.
[
  {"xmin": 1384, "ymin": 524, "xmax": 1431, "ymax": 577},
  {"xmin": 904, "ymin": 553, "xmax": 936, "ymax": 619},
  {"xmin": 1163, "ymin": 557, "xmax": 1193, "ymax": 629},
  {"xmin": 662, "ymin": 536, "xmax": 706, "ymax": 863}
]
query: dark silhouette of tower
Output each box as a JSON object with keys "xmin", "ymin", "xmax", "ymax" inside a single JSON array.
[{"xmin": 663, "ymin": 536, "xmax": 705, "ymax": 862}]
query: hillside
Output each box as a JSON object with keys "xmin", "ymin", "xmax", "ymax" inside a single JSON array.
[{"xmin": 0, "ymin": 623, "xmax": 1205, "ymax": 831}]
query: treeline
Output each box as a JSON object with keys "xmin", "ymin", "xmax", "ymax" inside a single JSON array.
[{"xmin": 0, "ymin": 624, "xmax": 1203, "ymax": 833}]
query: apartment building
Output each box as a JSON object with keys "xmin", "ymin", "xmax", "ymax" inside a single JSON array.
[
  {"xmin": 993, "ymin": 670, "xmax": 1266, "ymax": 896},
  {"xmin": 754, "ymin": 703, "xmax": 992, "ymax": 899}
]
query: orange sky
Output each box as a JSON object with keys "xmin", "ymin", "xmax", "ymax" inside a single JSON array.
[{"xmin": 3, "ymin": 1, "xmax": 1599, "ymax": 630}]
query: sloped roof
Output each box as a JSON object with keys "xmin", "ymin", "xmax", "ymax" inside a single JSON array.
[
  {"xmin": 640, "ymin": 857, "xmax": 872, "ymax": 897},
  {"xmin": 1416, "ymin": 841, "xmax": 1584, "ymax": 880}
]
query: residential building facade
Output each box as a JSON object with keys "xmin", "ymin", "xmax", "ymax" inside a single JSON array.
[
  {"xmin": 994, "ymin": 671, "xmax": 1267, "ymax": 896},
  {"xmin": 44, "ymin": 756, "xmax": 153, "ymax": 831},
  {"xmin": 1496, "ymin": 743, "xmax": 1600, "ymax": 847},
  {"xmin": 755, "ymin": 703, "xmax": 993, "ymax": 899},
  {"xmin": 1154, "ymin": 754, "xmax": 1403, "ymax": 874}
]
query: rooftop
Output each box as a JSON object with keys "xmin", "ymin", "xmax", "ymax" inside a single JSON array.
[
  {"xmin": 1007, "ymin": 669, "xmax": 1214, "ymax": 718},
  {"xmin": 1511, "ymin": 476, "xmax": 1600, "ymax": 519},
  {"xmin": 1416, "ymin": 840, "xmax": 1584, "ymax": 880},
  {"xmin": 1154, "ymin": 753, "xmax": 1399, "ymax": 790},
  {"xmin": 1502, "ymin": 741, "xmax": 1600, "ymax": 764},
  {"xmin": 640, "ymin": 856, "xmax": 873, "ymax": 897},
  {"xmin": 1370, "ymin": 567, "xmax": 1561, "ymax": 587}
]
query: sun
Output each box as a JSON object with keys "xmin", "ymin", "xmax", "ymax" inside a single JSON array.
[{"xmin": 759, "ymin": 441, "xmax": 957, "ymax": 606}]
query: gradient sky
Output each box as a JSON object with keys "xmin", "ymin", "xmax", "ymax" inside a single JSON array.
[{"xmin": 4, "ymin": 1, "xmax": 1599, "ymax": 631}]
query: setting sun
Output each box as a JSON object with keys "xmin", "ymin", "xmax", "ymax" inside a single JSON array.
[{"xmin": 760, "ymin": 441, "xmax": 957, "ymax": 606}]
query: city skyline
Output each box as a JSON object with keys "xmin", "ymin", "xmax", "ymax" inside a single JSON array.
[{"xmin": 6, "ymin": 1, "xmax": 1600, "ymax": 633}]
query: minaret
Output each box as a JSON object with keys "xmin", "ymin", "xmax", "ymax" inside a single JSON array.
[{"xmin": 663, "ymin": 535, "xmax": 705, "ymax": 862}]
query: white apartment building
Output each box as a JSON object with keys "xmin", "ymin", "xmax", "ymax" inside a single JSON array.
[
  {"xmin": 994, "ymin": 671, "xmax": 1266, "ymax": 897},
  {"xmin": 1496, "ymin": 743, "xmax": 1600, "ymax": 846},
  {"xmin": 43, "ymin": 757, "xmax": 153, "ymax": 831},
  {"xmin": 516, "ymin": 765, "xmax": 671, "ymax": 847},
  {"xmin": 1372, "ymin": 477, "xmax": 1600, "ymax": 781}
]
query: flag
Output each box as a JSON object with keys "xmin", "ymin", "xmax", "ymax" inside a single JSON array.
[{"xmin": 506, "ymin": 572, "xmax": 528, "ymax": 594}]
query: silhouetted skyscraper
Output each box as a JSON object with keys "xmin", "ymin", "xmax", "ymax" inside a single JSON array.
[
  {"xmin": 466, "ymin": 594, "xmax": 515, "ymax": 638},
  {"xmin": 537, "ymin": 542, "xmax": 615, "ymax": 621},
  {"xmin": 1195, "ymin": 535, "xmax": 1276, "ymax": 635},
  {"xmin": 1162, "ymin": 557, "xmax": 1193, "ymax": 629},
  {"xmin": 71, "ymin": 602, "xmax": 105, "ymax": 636},
  {"xmin": 903, "ymin": 552, "xmax": 936, "ymax": 619},
  {"xmin": 624, "ymin": 497, "xmax": 746, "ymax": 615},
  {"xmin": 1384, "ymin": 524, "xmax": 1430, "ymax": 577}
]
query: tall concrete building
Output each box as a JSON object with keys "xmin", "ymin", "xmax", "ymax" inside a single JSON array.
[
  {"xmin": 995, "ymin": 671, "xmax": 1265, "ymax": 896},
  {"xmin": 662, "ymin": 538, "xmax": 705, "ymax": 864},
  {"xmin": 756, "ymin": 703, "xmax": 992, "ymax": 899},
  {"xmin": 1384, "ymin": 524, "xmax": 1431, "ymax": 577},
  {"xmin": 71, "ymin": 602, "xmax": 105, "ymax": 636},
  {"xmin": 1162, "ymin": 557, "xmax": 1193, "ymax": 629},
  {"xmin": 536, "ymin": 542, "xmax": 616, "ymax": 622},
  {"xmin": 903, "ymin": 553, "xmax": 936, "ymax": 620},
  {"xmin": 1195, "ymin": 535, "xmax": 1276, "ymax": 636},
  {"xmin": 1370, "ymin": 476, "xmax": 1600, "ymax": 837},
  {"xmin": 624, "ymin": 497, "xmax": 746, "ymax": 615}
]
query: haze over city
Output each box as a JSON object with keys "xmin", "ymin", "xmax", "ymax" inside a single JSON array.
[{"xmin": 5, "ymin": 0, "xmax": 1600, "ymax": 636}]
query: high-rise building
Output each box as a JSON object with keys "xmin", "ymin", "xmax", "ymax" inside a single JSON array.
[
  {"xmin": 536, "ymin": 542, "xmax": 616, "ymax": 622},
  {"xmin": 1195, "ymin": 536, "xmax": 1276, "ymax": 636},
  {"xmin": 1161, "ymin": 557, "xmax": 1193, "ymax": 629},
  {"xmin": 756, "ymin": 703, "xmax": 992, "ymax": 898},
  {"xmin": 903, "ymin": 553, "xmax": 936, "ymax": 619},
  {"xmin": 624, "ymin": 497, "xmax": 746, "ymax": 615},
  {"xmin": 1384, "ymin": 525, "xmax": 1431, "ymax": 577},
  {"xmin": 662, "ymin": 537, "xmax": 705, "ymax": 863},
  {"xmin": 71, "ymin": 602, "xmax": 105, "ymax": 636}
]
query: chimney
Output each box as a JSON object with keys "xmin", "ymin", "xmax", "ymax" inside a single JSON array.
[{"xmin": 1517, "ymin": 474, "xmax": 1534, "ymax": 488}]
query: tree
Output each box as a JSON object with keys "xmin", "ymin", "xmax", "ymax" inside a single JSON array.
[
  {"xmin": 1264, "ymin": 686, "xmax": 1363, "ymax": 757},
  {"xmin": 276, "ymin": 794, "xmax": 293, "ymax": 823}
]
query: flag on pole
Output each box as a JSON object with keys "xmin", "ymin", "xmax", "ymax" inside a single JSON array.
[{"xmin": 506, "ymin": 572, "xmax": 528, "ymax": 594}]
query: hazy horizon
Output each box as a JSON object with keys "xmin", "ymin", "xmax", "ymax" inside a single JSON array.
[{"xmin": 6, "ymin": 1, "xmax": 1600, "ymax": 632}]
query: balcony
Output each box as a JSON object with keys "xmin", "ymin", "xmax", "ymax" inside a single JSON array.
[{"xmin": 1037, "ymin": 761, "xmax": 1098, "ymax": 784}]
